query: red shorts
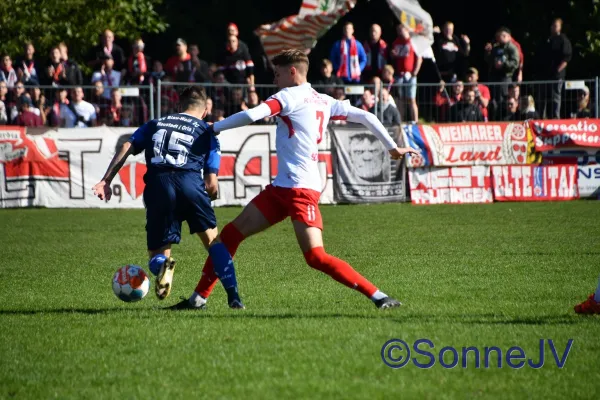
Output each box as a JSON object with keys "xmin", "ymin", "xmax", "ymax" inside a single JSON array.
[{"xmin": 251, "ymin": 184, "xmax": 323, "ymax": 230}]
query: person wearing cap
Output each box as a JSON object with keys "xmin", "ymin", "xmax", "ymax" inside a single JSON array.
[
  {"xmin": 227, "ymin": 23, "xmax": 251, "ymax": 56},
  {"xmin": 91, "ymin": 53, "xmax": 122, "ymax": 99},
  {"xmin": 464, "ymin": 67, "xmax": 491, "ymax": 121},
  {"xmin": 571, "ymin": 85, "xmax": 591, "ymax": 119},
  {"xmin": 164, "ymin": 38, "xmax": 195, "ymax": 82},
  {"xmin": 13, "ymin": 95, "xmax": 43, "ymax": 127},
  {"xmin": 88, "ymin": 29, "xmax": 126, "ymax": 72}
]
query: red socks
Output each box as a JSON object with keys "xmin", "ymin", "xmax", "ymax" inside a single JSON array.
[
  {"xmin": 195, "ymin": 223, "xmax": 245, "ymax": 298},
  {"xmin": 303, "ymin": 246, "xmax": 377, "ymax": 298}
]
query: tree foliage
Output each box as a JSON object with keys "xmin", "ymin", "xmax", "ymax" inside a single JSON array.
[{"xmin": 0, "ymin": 0, "xmax": 167, "ymax": 72}]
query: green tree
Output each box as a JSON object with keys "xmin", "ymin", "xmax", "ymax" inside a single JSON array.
[{"xmin": 0, "ymin": 0, "xmax": 167, "ymax": 73}]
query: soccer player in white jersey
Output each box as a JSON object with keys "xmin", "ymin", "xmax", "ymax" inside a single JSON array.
[{"xmin": 170, "ymin": 49, "xmax": 417, "ymax": 310}]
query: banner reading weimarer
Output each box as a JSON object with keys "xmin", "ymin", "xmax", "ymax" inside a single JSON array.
[
  {"xmin": 491, "ymin": 165, "xmax": 579, "ymax": 201},
  {"xmin": 0, "ymin": 126, "xmax": 334, "ymax": 208},
  {"xmin": 408, "ymin": 166, "xmax": 493, "ymax": 204},
  {"xmin": 330, "ymin": 125, "xmax": 406, "ymax": 203},
  {"xmin": 402, "ymin": 122, "xmax": 532, "ymax": 167},
  {"xmin": 529, "ymin": 119, "xmax": 600, "ymax": 151}
]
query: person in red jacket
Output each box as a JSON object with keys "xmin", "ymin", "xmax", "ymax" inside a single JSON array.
[
  {"xmin": 389, "ymin": 24, "xmax": 422, "ymax": 122},
  {"xmin": 14, "ymin": 96, "xmax": 43, "ymax": 127}
]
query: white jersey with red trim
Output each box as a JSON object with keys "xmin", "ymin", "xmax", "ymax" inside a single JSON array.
[{"xmin": 267, "ymin": 83, "xmax": 349, "ymax": 192}]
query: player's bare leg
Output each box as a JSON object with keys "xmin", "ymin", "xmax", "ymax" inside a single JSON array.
[
  {"xmin": 148, "ymin": 245, "xmax": 176, "ymax": 300},
  {"xmin": 192, "ymin": 202, "xmax": 273, "ymax": 303},
  {"xmin": 293, "ymin": 220, "xmax": 401, "ymax": 309}
]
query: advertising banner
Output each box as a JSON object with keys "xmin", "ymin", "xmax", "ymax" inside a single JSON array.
[
  {"xmin": 491, "ymin": 165, "xmax": 579, "ymax": 201},
  {"xmin": 408, "ymin": 166, "xmax": 493, "ymax": 204}
]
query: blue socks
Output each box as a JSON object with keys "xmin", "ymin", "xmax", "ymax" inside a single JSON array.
[
  {"xmin": 149, "ymin": 254, "xmax": 167, "ymax": 276},
  {"xmin": 209, "ymin": 242, "xmax": 240, "ymax": 303}
]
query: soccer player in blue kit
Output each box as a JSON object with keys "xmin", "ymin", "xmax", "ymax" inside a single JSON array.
[{"xmin": 92, "ymin": 87, "xmax": 244, "ymax": 308}]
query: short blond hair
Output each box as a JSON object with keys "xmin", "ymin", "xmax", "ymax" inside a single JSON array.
[{"xmin": 383, "ymin": 64, "xmax": 394, "ymax": 75}]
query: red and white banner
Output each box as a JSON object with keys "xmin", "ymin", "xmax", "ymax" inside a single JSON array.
[
  {"xmin": 408, "ymin": 166, "xmax": 493, "ymax": 204},
  {"xmin": 491, "ymin": 165, "xmax": 579, "ymax": 201},
  {"xmin": 529, "ymin": 119, "xmax": 600, "ymax": 151},
  {"xmin": 0, "ymin": 126, "xmax": 334, "ymax": 208},
  {"xmin": 402, "ymin": 122, "xmax": 530, "ymax": 167}
]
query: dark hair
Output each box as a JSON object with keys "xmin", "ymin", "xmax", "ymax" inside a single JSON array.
[
  {"xmin": 497, "ymin": 26, "xmax": 511, "ymax": 35},
  {"xmin": 272, "ymin": 49, "xmax": 309, "ymax": 70},
  {"xmin": 179, "ymin": 86, "xmax": 208, "ymax": 110},
  {"xmin": 343, "ymin": 21, "xmax": 353, "ymax": 28}
]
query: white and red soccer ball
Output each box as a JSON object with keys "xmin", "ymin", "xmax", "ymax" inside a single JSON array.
[{"xmin": 112, "ymin": 265, "xmax": 150, "ymax": 302}]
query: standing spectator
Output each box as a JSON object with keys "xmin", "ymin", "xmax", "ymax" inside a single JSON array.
[
  {"xmin": 435, "ymin": 81, "xmax": 463, "ymax": 122},
  {"xmin": 315, "ymin": 59, "xmax": 343, "ymax": 96},
  {"xmin": 150, "ymin": 60, "xmax": 166, "ymax": 85},
  {"xmin": 571, "ymin": 86, "xmax": 591, "ymax": 118},
  {"xmin": 44, "ymin": 47, "xmax": 69, "ymax": 86},
  {"xmin": 189, "ymin": 44, "xmax": 211, "ymax": 83},
  {"xmin": 102, "ymin": 87, "xmax": 137, "ymax": 126},
  {"xmin": 376, "ymin": 88, "xmax": 401, "ymax": 126},
  {"xmin": 333, "ymin": 87, "xmax": 346, "ymax": 101},
  {"xmin": 30, "ymin": 87, "xmax": 48, "ymax": 125},
  {"xmin": 15, "ymin": 43, "xmax": 40, "ymax": 86},
  {"xmin": 49, "ymin": 88, "xmax": 69, "ymax": 127},
  {"xmin": 464, "ymin": 67, "xmax": 491, "ymax": 121},
  {"xmin": 165, "ymin": 39, "xmax": 194, "ymax": 82},
  {"xmin": 452, "ymin": 89, "xmax": 484, "ymax": 122},
  {"xmin": 0, "ymin": 100, "xmax": 6, "ymax": 125},
  {"xmin": 537, "ymin": 18, "xmax": 572, "ymax": 119},
  {"xmin": 330, "ymin": 22, "xmax": 367, "ymax": 84},
  {"xmin": 484, "ymin": 27, "xmax": 519, "ymax": 109},
  {"xmin": 58, "ymin": 42, "xmax": 83, "ymax": 85},
  {"xmin": 1, "ymin": 55, "xmax": 18, "ymax": 88},
  {"xmin": 356, "ymin": 88, "xmax": 375, "ymax": 111},
  {"xmin": 88, "ymin": 29, "xmax": 126, "ymax": 73},
  {"xmin": 59, "ymin": 87, "xmax": 96, "ymax": 128},
  {"xmin": 243, "ymin": 90, "xmax": 271, "ymax": 124},
  {"xmin": 508, "ymin": 34, "xmax": 524, "ymax": 82},
  {"xmin": 381, "ymin": 64, "xmax": 395, "ymax": 92},
  {"xmin": 90, "ymin": 81, "xmax": 110, "ymax": 119},
  {"xmin": 0, "ymin": 80, "xmax": 8, "ymax": 106},
  {"xmin": 205, "ymin": 98, "xmax": 217, "ymax": 123},
  {"xmin": 0, "ymin": 80, "xmax": 6, "ymax": 124},
  {"xmin": 218, "ymin": 35, "xmax": 255, "ymax": 85},
  {"xmin": 126, "ymin": 39, "xmax": 148, "ymax": 85},
  {"xmin": 226, "ymin": 87, "xmax": 247, "ymax": 116},
  {"xmin": 226, "ymin": 23, "xmax": 251, "ymax": 55},
  {"xmin": 503, "ymin": 97, "xmax": 519, "ymax": 121},
  {"xmin": 91, "ymin": 54, "xmax": 122, "ymax": 99},
  {"xmin": 519, "ymin": 95, "xmax": 539, "ymax": 119},
  {"xmin": 362, "ymin": 24, "xmax": 387, "ymax": 82},
  {"xmin": 13, "ymin": 96, "xmax": 43, "ymax": 127},
  {"xmin": 390, "ymin": 24, "xmax": 422, "ymax": 122},
  {"xmin": 7, "ymin": 83, "xmax": 26, "ymax": 121},
  {"xmin": 433, "ymin": 22, "xmax": 470, "ymax": 83}
]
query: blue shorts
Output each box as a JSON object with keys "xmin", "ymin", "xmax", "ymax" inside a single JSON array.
[
  {"xmin": 395, "ymin": 76, "xmax": 417, "ymax": 99},
  {"xmin": 143, "ymin": 171, "xmax": 216, "ymax": 251}
]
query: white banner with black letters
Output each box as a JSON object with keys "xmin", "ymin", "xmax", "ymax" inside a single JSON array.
[{"xmin": 330, "ymin": 125, "xmax": 407, "ymax": 203}]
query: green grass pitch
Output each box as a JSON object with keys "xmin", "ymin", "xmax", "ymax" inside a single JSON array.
[{"xmin": 1, "ymin": 202, "xmax": 599, "ymax": 399}]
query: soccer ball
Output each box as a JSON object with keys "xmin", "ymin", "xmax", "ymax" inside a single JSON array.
[{"xmin": 112, "ymin": 265, "xmax": 150, "ymax": 302}]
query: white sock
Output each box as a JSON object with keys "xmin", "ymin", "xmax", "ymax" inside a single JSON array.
[
  {"xmin": 189, "ymin": 292, "xmax": 207, "ymax": 308},
  {"xmin": 594, "ymin": 276, "xmax": 600, "ymax": 302},
  {"xmin": 371, "ymin": 290, "xmax": 387, "ymax": 302}
]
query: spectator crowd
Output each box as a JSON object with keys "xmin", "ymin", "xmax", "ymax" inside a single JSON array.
[{"xmin": 0, "ymin": 17, "xmax": 591, "ymax": 128}]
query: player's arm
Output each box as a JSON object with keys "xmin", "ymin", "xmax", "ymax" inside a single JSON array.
[
  {"xmin": 334, "ymin": 100, "xmax": 418, "ymax": 159},
  {"xmin": 204, "ymin": 136, "xmax": 221, "ymax": 200},
  {"xmin": 92, "ymin": 123, "xmax": 148, "ymax": 201},
  {"xmin": 211, "ymin": 99, "xmax": 281, "ymax": 134}
]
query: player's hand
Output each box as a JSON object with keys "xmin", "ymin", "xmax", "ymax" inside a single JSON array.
[
  {"xmin": 92, "ymin": 180, "xmax": 112, "ymax": 201},
  {"xmin": 389, "ymin": 147, "xmax": 419, "ymax": 160}
]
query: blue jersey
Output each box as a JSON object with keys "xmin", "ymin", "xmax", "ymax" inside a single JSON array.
[{"xmin": 129, "ymin": 113, "xmax": 219, "ymax": 177}]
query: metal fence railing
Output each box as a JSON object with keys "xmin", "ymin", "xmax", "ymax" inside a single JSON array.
[
  {"xmin": 1, "ymin": 84, "xmax": 153, "ymax": 127},
  {"xmin": 158, "ymin": 79, "xmax": 598, "ymax": 125},
  {"xmin": 2, "ymin": 79, "xmax": 596, "ymax": 128}
]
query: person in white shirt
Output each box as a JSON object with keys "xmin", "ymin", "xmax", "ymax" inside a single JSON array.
[
  {"xmin": 91, "ymin": 54, "xmax": 121, "ymax": 99},
  {"xmin": 171, "ymin": 49, "xmax": 417, "ymax": 311},
  {"xmin": 60, "ymin": 87, "xmax": 96, "ymax": 128}
]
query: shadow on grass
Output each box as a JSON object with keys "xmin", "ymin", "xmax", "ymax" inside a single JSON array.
[{"xmin": 0, "ymin": 309, "xmax": 594, "ymax": 326}]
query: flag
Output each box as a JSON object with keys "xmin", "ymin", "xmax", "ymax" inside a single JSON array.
[
  {"xmin": 255, "ymin": 0, "xmax": 357, "ymax": 60},
  {"xmin": 385, "ymin": 0, "xmax": 434, "ymax": 58}
]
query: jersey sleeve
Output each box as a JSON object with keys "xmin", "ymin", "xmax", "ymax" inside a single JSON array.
[
  {"xmin": 128, "ymin": 120, "xmax": 154, "ymax": 155},
  {"xmin": 267, "ymin": 89, "xmax": 296, "ymax": 116},
  {"xmin": 329, "ymin": 98, "xmax": 352, "ymax": 121},
  {"xmin": 204, "ymin": 135, "xmax": 221, "ymax": 176}
]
